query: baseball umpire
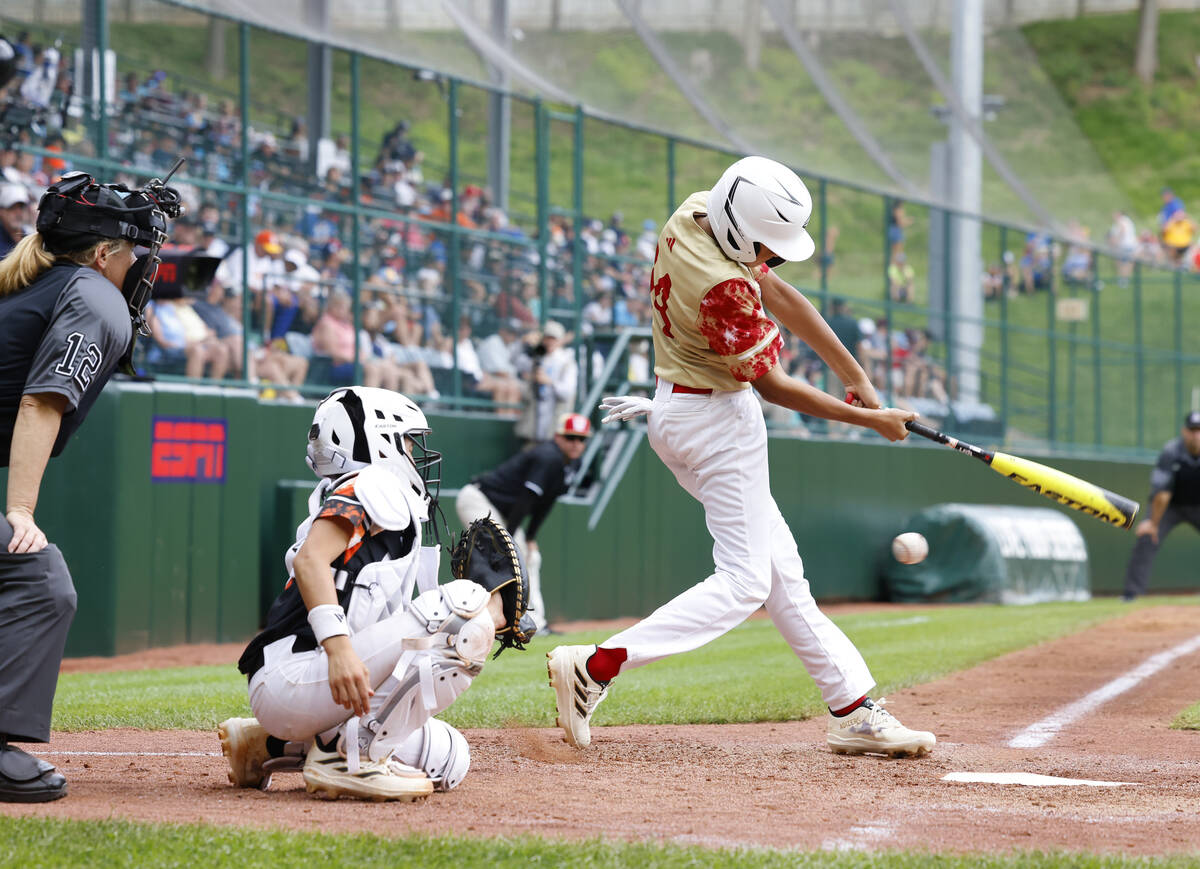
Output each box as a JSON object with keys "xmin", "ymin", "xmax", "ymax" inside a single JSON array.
[
  {"xmin": 455, "ymin": 411, "xmax": 591, "ymax": 633},
  {"xmin": 1121, "ymin": 410, "xmax": 1200, "ymax": 600},
  {"xmin": 0, "ymin": 166, "xmax": 182, "ymax": 802}
]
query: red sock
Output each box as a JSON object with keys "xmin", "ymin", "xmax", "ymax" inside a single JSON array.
[
  {"xmin": 831, "ymin": 694, "xmax": 868, "ymax": 717},
  {"xmin": 586, "ymin": 646, "xmax": 627, "ymax": 683}
]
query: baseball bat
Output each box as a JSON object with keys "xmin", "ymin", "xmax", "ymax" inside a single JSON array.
[{"xmin": 903, "ymin": 420, "xmax": 1139, "ymax": 530}]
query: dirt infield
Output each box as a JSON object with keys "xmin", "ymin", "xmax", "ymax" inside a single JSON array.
[{"xmin": 7, "ymin": 605, "xmax": 1200, "ymax": 857}]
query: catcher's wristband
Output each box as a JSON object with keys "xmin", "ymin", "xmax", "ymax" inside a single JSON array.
[{"xmin": 308, "ymin": 604, "xmax": 350, "ymax": 644}]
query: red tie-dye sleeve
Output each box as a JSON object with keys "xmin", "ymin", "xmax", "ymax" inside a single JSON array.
[{"xmin": 697, "ymin": 278, "xmax": 782, "ymax": 382}]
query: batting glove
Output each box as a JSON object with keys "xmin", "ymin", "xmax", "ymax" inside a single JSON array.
[{"xmin": 600, "ymin": 395, "xmax": 653, "ymax": 424}]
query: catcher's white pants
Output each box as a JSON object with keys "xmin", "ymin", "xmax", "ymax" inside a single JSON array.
[
  {"xmin": 454, "ymin": 483, "xmax": 546, "ymax": 632},
  {"xmin": 604, "ymin": 380, "xmax": 875, "ymax": 711},
  {"xmin": 248, "ymin": 612, "xmax": 452, "ymax": 744}
]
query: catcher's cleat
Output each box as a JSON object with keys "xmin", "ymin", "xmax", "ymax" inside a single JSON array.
[
  {"xmin": 826, "ymin": 697, "xmax": 935, "ymax": 758},
  {"xmin": 301, "ymin": 742, "xmax": 433, "ymax": 802},
  {"xmin": 547, "ymin": 644, "xmax": 609, "ymax": 749},
  {"xmin": 218, "ymin": 717, "xmax": 273, "ymax": 789}
]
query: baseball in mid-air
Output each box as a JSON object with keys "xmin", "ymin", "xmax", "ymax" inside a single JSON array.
[{"xmin": 892, "ymin": 532, "xmax": 929, "ymax": 565}]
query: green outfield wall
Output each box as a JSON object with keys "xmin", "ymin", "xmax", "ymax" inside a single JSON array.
[{"xmin": 6, "ymin": 382, "xmax": 1196, "ymax": 656}]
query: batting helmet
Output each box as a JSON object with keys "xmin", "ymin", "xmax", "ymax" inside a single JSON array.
[{"xmin": 706, "ymin": 156, "xmax": 815, "ymax": 266}]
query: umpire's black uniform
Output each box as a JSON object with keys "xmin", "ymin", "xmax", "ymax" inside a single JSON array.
[
  {"xmin": 0, "ymin": 264, "xmax": 132, "ymax": 800},
  {"xmin": 1122, "ymin": 412, "xmax": 1200, "ymax": 600}
]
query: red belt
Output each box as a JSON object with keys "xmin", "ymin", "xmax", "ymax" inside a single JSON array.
[{"xmin": 672, "ymin": 383, "xmax": 713, "ymax": 395}]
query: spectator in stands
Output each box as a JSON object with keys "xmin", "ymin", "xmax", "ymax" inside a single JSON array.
[
  {"xmin": 455, "ymin": 316, "xmax": 521, "ymax": 409},
  {"xmin": 1135, "ymin": 229, "xmax": 1164, "ymax": 266},
  {"xmin": 826, "ymin": 299, "xmax": 862, "ymax": 360},
  {"xmin": 1061, "ymin": 222, "xmax": 1093, "ymax": 285},
  {"xmin": 19, "ymin": 45, "xmax": 56, "ymax": 108},
  {"xmin": 310, "ymin": 289, "xmax": 361, "ymax": 386},
  {"xmin": 1122, "ymin": 411, "xmax": 1200, "ymax": 601},
  {"xmin": 192, "ymin": 279, "xmax": 244, "ymax": 378},
  {"xmin": 887, "ymin": 199, "xmax": 911, "ymax": 257},
  {"xmin": 143, "ymin": 298, "xmax": 230, "ymax": 381},
  {"xmin": 515, "ymin": 320, "xmax": 577, "ymax": 444},
  {"xmin": 1157, "ymin": 187, "xmax": 1184, "ymax": 232},
  {"xmin": 887, "ymin": 251, "xmax": 915, "ymax": 303},
  {"xmin": 0, "ymin": 183, "xmax": 30, "ymax": 258},
  {"xmin": 1107, "ymin": 209, "xmax": 1138, "ymax": 285},
  {"xmin": 635, "ymin": 218, "xmax": 657, "ymax": 261},
  {"xmin": 1019, "ymin": 235, "xmax": 1052, "ymax": 294},
  {"xmin": 900, "ymin": 328, "xmax": 948, "ymax": 404},
  {"xmin": 1161, "ymin": 211, "xmax": 1195, "ymax": 266}
]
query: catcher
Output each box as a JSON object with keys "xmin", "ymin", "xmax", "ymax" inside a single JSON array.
[{"xmin": 219, "ymin": 386, "xmax": 533, "ymax": 801}]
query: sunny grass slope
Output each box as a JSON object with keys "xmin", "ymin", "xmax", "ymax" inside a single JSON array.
[{"xmin": 50, "ymin": 598, "xmax": 1198, "ymax": 732}]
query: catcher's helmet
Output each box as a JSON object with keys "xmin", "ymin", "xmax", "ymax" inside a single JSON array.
[
  {"xmin": 706, "ymin": 156, "xmax": 815, "ymax": 266},
  {"xmin": 306, "ymin": 387, "xmax": 441, "ymax": 505}
]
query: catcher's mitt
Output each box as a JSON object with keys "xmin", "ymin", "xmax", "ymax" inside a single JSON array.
[{"xmin": 450, "ymin": 516, "xmax": 534, "ymax": 656}]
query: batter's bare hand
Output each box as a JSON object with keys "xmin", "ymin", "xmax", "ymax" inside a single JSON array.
[
  {"xmin": 1134, "ymin": 519, "xmax": 1159, "ymax": 544},
  {"xmin": 324, "ymin": 636, "xmax": 374, "ymax": 716},
  {"xmin": 6, "ymin": 509, "xmax": 48, "ymax": 554},
  {"xmin": 843, "ymin": 381, "xmax": 882, "ymax": 409},
  {"xmin": 869, "ymin": 407, "xmax": 917, "ymax": 442}
]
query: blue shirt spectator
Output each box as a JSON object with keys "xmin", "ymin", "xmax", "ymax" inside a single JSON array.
[{"xmin": 1158, "ymin": 188, "xmax": 1184, "ymax": 228}]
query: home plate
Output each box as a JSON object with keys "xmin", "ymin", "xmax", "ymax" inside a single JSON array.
[{"xmin": 943, "ymin": 772, "xmax": 1131, "ymax": 787}]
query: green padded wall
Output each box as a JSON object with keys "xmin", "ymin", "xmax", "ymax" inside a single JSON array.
[{"xmin": 15, "ymin": 380, "xmax": 1198, "ymax": 655}]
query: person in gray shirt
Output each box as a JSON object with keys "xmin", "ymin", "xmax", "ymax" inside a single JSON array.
[
  {"xmin": 1122, "ymin": 411, "xmax": 1200, "ymax": 601},
  {"xmin": 0, "ymin": 169, "xmax": 181, "ymax": 802}
]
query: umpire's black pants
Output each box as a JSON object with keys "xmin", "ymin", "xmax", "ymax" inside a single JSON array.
[
  {"xmin": 0, "ymin": 516, "xmax": 77, "ymax": 743},
  {"xmin": 1122, "ymin": 503, "xmax": 1200, "ymax": 599}
]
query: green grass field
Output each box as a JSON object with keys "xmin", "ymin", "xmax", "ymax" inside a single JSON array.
[
  {"xmin": 51, "ymin": 598, "xmax": 1178, "ymax": 732},
  {"xmin": 1, "ymin": 816, "xmax": 1198, "ymax": 869},
  {"xmin": 12, "ymin": 597, "xmax": 1196, "ymax": 867}
]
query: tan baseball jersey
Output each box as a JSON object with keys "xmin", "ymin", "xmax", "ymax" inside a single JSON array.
[{"xmin": 650, "ymin": 191, "xmax": 783, "ymax": 391}]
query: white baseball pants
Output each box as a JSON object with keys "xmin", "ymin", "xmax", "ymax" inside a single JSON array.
[
  {"xmin": 454, "ymin": 483, "xmax": 546, "ymax": 632},
  {"xmin": 604, "ymin": 380, "xmax": 875, "ymax": 711},
  {"xmin": 249, "ymin": 611, "xmax": 447, "ymax": 743}
]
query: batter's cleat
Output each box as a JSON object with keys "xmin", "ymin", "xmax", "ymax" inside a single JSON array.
[
  {"xmin": 301, "ymin": 742, "xmax": 433, "ymax": 802},
  {"xmin": 547, "ymin": 644, "xmax": 610, "ymax": 749},
  {"xmin": 826, "ymin": 697, "xmax": 935, "ymax": 758},
  {"xmin": 218, "ymin": 717, "xmax": 273, "ymax": 789}
]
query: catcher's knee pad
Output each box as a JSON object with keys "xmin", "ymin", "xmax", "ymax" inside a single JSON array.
[{"xmin": 392, "ymin": 718, "xmax": 470, "ymax": 791}]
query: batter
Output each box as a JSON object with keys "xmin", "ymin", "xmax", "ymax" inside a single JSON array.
[{"xmin": 548, "ymin": 156, "xmax": 935, "ymax": 758}]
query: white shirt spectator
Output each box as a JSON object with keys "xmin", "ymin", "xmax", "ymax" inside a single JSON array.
[
  {"xmin": 1108, "ymin": 212, "xmax": 1137, "ymax": 256},
  {"xmin": 456, "ymin": 336, "xmax": 484, "ymax": 381},
  {"xmin": 477, "ymin": 331, "xmax": 519, "ymax": 377}
]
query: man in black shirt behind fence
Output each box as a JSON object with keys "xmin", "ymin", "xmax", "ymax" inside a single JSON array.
[{"xmin": 455, "ymin": 412, "xmax": 591, "ymax": 633}]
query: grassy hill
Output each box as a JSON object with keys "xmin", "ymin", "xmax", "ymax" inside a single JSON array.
[{"xmin": 1024, "ymin": 9, "xmax": 1200, "ymax": 221}]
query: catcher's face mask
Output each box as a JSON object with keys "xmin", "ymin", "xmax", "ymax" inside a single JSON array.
[{"xmin": 37, "ymin": 159, "xmax": 186, "ymax": 338}]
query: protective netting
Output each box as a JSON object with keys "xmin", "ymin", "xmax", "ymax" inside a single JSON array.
[{"xmin": 170, "ymin": 0, "xmax": 1140, "ymax": 232}]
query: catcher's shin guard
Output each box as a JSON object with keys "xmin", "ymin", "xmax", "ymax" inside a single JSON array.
[{"xmin": 392, "ymin": 718, "xmax": 471, "ymax": 791}]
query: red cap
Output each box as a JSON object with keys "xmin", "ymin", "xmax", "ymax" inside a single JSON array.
[
  {"xmin": 555, "ymin": 413, "xmax": 592, "ymax": 438},
  {"xmin": 255, "ymin": 230, "xmax": 283, "ymax": 254}
]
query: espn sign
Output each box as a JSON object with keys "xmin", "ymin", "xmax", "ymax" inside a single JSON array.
[{"xmin": 151, "ymin": 417, "xmax": 226, "ymax": 483}]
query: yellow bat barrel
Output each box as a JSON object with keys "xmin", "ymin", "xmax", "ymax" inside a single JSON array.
[{"xmin": 989, "ymin": 453, "xmax": 1140, "ymax": 529}]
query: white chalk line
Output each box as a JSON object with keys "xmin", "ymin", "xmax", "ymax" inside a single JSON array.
[
  {"xmin": 31, "ymin": 751, "xmax": 221, "ymax": 757},
  {"xmin": 1009, "ymin": 631, "xmax": 1200, "ymax": 749},
  {"xmin": 943, "ymin": 771, "xmax": 1131, "ymax": 787},
  {"xmin": 821, "ymin": 820, "xmax": 895, "ymax": 852}
]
